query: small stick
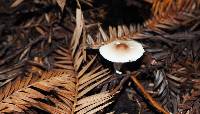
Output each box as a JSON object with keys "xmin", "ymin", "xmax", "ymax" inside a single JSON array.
[{"xmin": 130, "ymin": 75, "xmax": 170, "ymax": 114}]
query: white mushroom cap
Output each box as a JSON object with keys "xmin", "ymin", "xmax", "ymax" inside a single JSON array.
[{"xmin": 99, "ymin": 40, "xmax": 145, "ymax": 63}]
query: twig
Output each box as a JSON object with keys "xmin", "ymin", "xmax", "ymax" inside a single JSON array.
[{"xmin": 130, "ymin": 74, "xmax": 170, "ymax": 114}]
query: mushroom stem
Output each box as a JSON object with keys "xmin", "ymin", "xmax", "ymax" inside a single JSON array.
[{"xmin": 113, "ymin": 63, "xmax": 123, "ymax": 74}]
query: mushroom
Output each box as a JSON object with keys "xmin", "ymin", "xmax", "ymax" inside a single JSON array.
[{"xmin": 99, "ymin": 40, "xmax": 145, "ymax": 74}]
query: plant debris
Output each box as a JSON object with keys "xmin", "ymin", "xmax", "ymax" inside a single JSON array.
[{"xmin": 0, "ymin": 0, "xmax": 200, "ymax": 114}]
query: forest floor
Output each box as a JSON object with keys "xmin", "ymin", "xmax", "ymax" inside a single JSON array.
[{"xmin": 0, "ymin": 0, "xmax": 200, "ymax": 114}]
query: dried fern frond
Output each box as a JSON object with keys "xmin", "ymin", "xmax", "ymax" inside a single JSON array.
[
  {"xmin": 150, "ymin": 70, "xmax": 180, "ymax": 113},
  {"xmin": 85, "ymin": 0, "xmax": 200, "ymax": 49},
  {"xmin": 71, "ymin": 8, "xmax": 84, "ymax": 58},
  {"xmin": 0, "ymin": 72, "xmax": 75, "ymax": 113},
  {"xmin": 87, "ymin": 10, "xmax": 200, "ymax": 49},
  {"xmin": 0, "ymin": 62, "xmax": 58, "ymax": 102},
  {"xmin": 0, "ymin": 7, "xmax": 114, "ymax": 113},
  {"xmin": 86, "ymin": 24, "xmax": 144, "ymax": 49},
  {"xmin": 53, "ymin": 45, "xmax": 74, "ymax": 72},
  {"xmin": 53, "ymin": 45, "xmax": 113, "ymax": 113},
  {"xmin": 152, "ymin": 0, "xmax": 200, "ymax": 16},
  {"xmin": 145, "ymin": 58, "xmax": 200, "ymax": 113},
  {"xmin": 75, "ymin": 91, "xmax": 113, "ymax": 114},
  {"xmin": 0, "ymin": 57, "xmax": 113, "ymax": 113}
]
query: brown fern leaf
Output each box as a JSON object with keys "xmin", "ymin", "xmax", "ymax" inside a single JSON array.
[
  {"xmin": 86, "ymin": 24, "xmax": 144, "ymax": 49},
  {"xmin": 149, "ymin": 70, "xmax": 184, "ymax": 113},
  {"xmin": 0, "ymin": 72, "xmax": 75, "ymax": 113},
  {"xmin": 0, "ymin": 63, "xmax": 52, "ymax": 102},
  {"xmin": 53, "ymin": 8, "xmax": 114, "ymax": 113},
  {"xmin": 0, "ymin": 26, "xmax": 63, "ymax": 102},
  {"xmin": 143, "ymin": 9, "xmax": 200, "ymax": 33},
  {"xmin": 0, "ymin": 40, "xmax": 65, "ymax": 103},
  {"xmin": 152, "ymin": 0, "xmax": 200, "ymax": 16},
  {"xmin": 70, "ymin": 49, "xmax": 113, "ymax": 113},
  {"xmin": 0, "ymin": 68, "xmax": 69, "ymax": 102},
  {"xmin": 71, "ymin": 8, "xmax": 84, "ymax": 58},
  {"xmin": 52, "ymin": 43, "xmax": 112, "ymax": 96},
  {"xmin": 75, "ymin": 91, "xmax": 113, "ymax": 114},
  {"xmin": 148, "ymin": 58, "xmax": 200, "ymax": 113},
  {"xmin": 0, "ymin": 56, "xmax": 112, "ymax": 113},
  {"xmin": 89, "ymin": 9, "xmax": 200, "ymax": 49},
  {"xmin": 85, "ymin": 0, "xmax": 200, "ymax": 49},
  {"xmin": 52, "ymin": 45, "xmax": 75, "ymax": 72},
  {"xmin": 0, "ymin": 7, "xmax": 114, "ymax": 113}
]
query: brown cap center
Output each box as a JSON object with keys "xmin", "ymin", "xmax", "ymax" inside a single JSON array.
[{"xmin": 115, "ymin": 43, "xmax": 129, "ymax": 51}]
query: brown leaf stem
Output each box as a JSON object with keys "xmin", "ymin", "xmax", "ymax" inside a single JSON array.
[{"xmin": 130, "ymin": 75, "xmax": 170, "ymax": 114}]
